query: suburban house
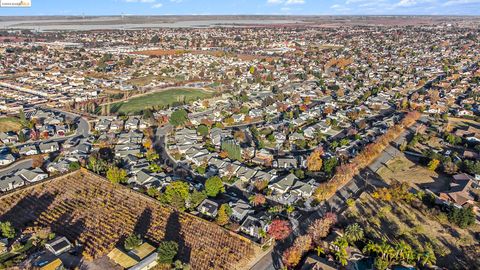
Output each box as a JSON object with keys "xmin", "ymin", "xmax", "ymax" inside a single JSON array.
[
  {"xmin": 438, "ymin": 173, "xmax": 478, "ymax": 207},
  {"xmin": 0, "ymin": 175, "xmax": 25, "ymax": 192},
  {"xmin": 45, "ymin": 236, "xmax": 73, "ymax": 256},
  {"xmin": 239, "ymin": 216, "xmax": 266, "ymax": 239},
  {"xmin": 229, "ymin": 199, "xmax": 253, "ymax": 222},
  {"xmin": 19, "ymin": 145, "xmax": 39, "ymax": 156},
  {"xmin": 0, "ymin": 154, "xmax": 15, "ymax": 166},
  {"xmin": 39, "ymin": 141, "xmax": 60, "ymax": 153},
  {"xmin": 17, "ymin": 168, "xmax": 48, "ymax": 183},
  {"xmin": 197, "ymin": 198, "xmax": 219, "ymax": 218}
]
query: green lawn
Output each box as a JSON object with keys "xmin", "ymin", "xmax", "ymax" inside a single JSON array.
[{"xmin": 109, "ymin": 88, "xmax": 213, "ymax": 115}]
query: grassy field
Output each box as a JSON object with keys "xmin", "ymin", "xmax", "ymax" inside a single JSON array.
[
  {"xmin": 344, "ymin": 192, "xmax": 480, "ymax": 269},
  {"xmin": 0, "ymin": 169, "xmax": 257, "ymax": 270},
  {"xmin": 109, "ymin": 88, "xmax": 213, "ymax": 115},
  {"xmin": 377, "ymin": 155, "xmax": 451, "ymax": 192},
  {"xmin": 0, "ymin": 117, "xmax": 22, "ymax": 132}
]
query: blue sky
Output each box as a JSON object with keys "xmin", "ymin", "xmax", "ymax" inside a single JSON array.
[{"xmin": 1, "ymin": 0, "xmax": 479, "ymax": 16}]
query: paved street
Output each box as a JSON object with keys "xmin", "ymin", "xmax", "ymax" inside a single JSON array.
[{"xmin": 0, "ymin": 158, "xmax": 33, "ymax": 178}]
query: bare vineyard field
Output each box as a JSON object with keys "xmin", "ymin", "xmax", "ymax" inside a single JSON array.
[{"xmin": 0, "ymin": 169, "xmax": 257, "ymax": 270}]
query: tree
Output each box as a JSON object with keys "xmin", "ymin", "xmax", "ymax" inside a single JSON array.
[
  {"xmin": 446, "ymin": 134, "xmax": 462, "ymax": 145},
  {"xmin": 68, "ymin": 161, "xmax": 81, "ymax": 171},
  {"xmin": 205, "ymin": 176, "xmax": 225, "ymax": 197},
  {"xmin": 148, "ymin": 163, "xmax": 163, "ymax": 173},
  {"xmin": 106, "ymin": 166, "xmax": 127, "ymax": 184},
  {"xmin": 267, "ymin": 219, "xmax": 292, "ymax": 240},
  {"xmin": 427, "ymin": 159, "xmax": 440, "ymax": 171},
  {"xmin": 0, "ymin": 221, "xmax": 15, "ymax": 239},
  {"xmin": 161, "ymin": 181, "xmax": 190, "ymax": 211},
  {"xmin": 169, "ymin": 109, "xmax": 189, "ymax": 127},
  {"xmin": 344, "ymin": 223, "xmax": 364, "ymax": 243},
  {"xmin": 157, "ymin": 241, "xmax": 178, "ymax": 264},
  {"xmin": 146, "ymin": 150, "xmax": 159, "ymax": 162},
  {"xmin": 124, "ymin": 56, "xmax": 134, "ymax": 67},
  {"xmin": 18, "ymin": 130, "xmax": 27, "ymax": 143},
  {"xmin": 32, "ymin": 155, "xmax": 44, "ymax": 168},
  {"xmin": 418, "ymin": 243, "xmax": 436, "ymax": 267},
  {"xmin": 307, "ymin": 147, "xmax": 323, "ymax": 171},
  {"xmin": 307, "ymin": 213, "xmax": 337, "ymax": 244},
  {"xmin": 249, "ymin": 193, "xmax": 266, "ymax": 206},
  {"xmin": 197, "ymin": 124, "xmax": 209, "ymax": 137},
  {"xmin": 282, "ymin": 246, "xmax": 302, "ymax": 268},
  {"xmin": 189, "ymin": 189, "xmax": 207, "ymax": 209},
  {"xmin": 150, "ymin": 34, "xmax": 160, "ymax": 44},
  {"xmin": 124, "ymin": 234, "xmax": 142, "ymax": 250},
  {"xmin": 88, "ymin": 156, "xmax": 107, "ymax": 174},
  {"xmin": 216, "ymin": 204, "xmax": 232, "ymax": 226},
  {"xmin": 221, "ymin": 141, "xmax": 242, "ymax": 161},
  {"xmin": 443, "ymin": 161, "xmax": 458, "ymax": 175},
  {"xmin": 173, "ymin": 260, "xmax": 190, "ymax": 270},
  {"xmin": 333, "ymin": 236, "xmax": 349, "ymax": 266},
  {"xmin": 448, "ymin": 206, "xmax": 475, "ymax": 228},
  {"xmin": 322, "ymin": 157, "xmax": 338, "ymax": 174}
]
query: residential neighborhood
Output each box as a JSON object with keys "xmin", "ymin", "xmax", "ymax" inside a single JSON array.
[{"xmin": 0, "ymin": 13, "xmax": 479, "ymax": 270}]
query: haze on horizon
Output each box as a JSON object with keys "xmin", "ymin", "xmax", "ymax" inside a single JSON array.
[{"xmin": 0, "ymin": 0, "xmax": 480, "ymax": 16}]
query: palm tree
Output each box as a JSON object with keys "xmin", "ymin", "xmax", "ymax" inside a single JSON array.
[
  {"xmin": 314, "ymin": 246, "xmax": 325, "ymax": 257},
  {"xmin": 363, "ymin": 240, "xmax": 379, "ymax": 254},
  {"xmin": 377, "ymin": 240, "xmax": 395, "ymax": 264},
  {"xmin": 418, "ymin": 244, "xmax": 436, "ymax": 267},
  {"xmin": 333, "ymin": 236, "xmax": 349, "ymax": 266},
  {"xmin": 345, "ymin": 223, "xmax": 364, "ymax": 243},
  {"xmin": 335, "ymin": 248, "xmax": 349, "ymax": 266},
  {"xmin": 394, "ymin": 241, "xmax": 416, "ymax": 264}
]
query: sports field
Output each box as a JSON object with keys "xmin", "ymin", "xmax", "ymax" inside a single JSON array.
[{"xmin": 110, "ymin": 88, "xmax": 213, "ymax": 114}]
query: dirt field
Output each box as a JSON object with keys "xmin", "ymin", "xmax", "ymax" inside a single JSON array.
[
  {"xmin": 0, "ymin": 117, "xmax": 22, "ymax": 132},
  {"xmin": 0, "ymin": 169, "xmax": 258, "ymax": 270},
  {"xmin": 377, "ymin": 155, "xmax": 451, "ymax": 192},
  {"xmin": 344, "ymin": 192, "xmax": 480, "ymax": 269}
]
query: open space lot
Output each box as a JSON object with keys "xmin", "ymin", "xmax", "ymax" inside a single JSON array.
[
  {"xmin": 0, "ymin": 117, "xmax": 22, "ymax": 133},
  {"xmin": 377, "ymin": 155, "xmax": 451, "ymax": 192},
  {"xmin": 110, "ymin": 88, "xmax": 214, "ymax": 114},
  {"xmin": 0, "ymin": 170, "xmax": 257, "ymax": 270},
  {"xmin": 344, "ymin": 192, "xmax": 480, "ymax": 270}
]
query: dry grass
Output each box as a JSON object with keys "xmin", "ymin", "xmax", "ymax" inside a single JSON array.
[
  {"xmin": 377, "ymin": 155, "xmax": 451, "ymax": 192},
  {"xmin": 346, "ymin": 192, "xmax": 480, "ymax": 269}
]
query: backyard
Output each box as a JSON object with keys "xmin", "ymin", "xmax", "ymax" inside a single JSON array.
[{"xmin": 108, "ymin": 88, "xmax": 214, "ymax": 114}]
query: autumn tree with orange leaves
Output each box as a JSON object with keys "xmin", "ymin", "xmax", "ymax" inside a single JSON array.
[
  {"xmin": 314, "ymin": 111, "xmax": 420, "ymax": 202},
  {"xmin": 307, "ymin": 146, "xmax": 324, "ymax": 172}
]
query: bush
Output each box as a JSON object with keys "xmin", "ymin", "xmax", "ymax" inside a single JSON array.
[
  {"xmin": 124, "ymin": 234, "xmax": 142, "ymax": 250},
  {"xmin": 448, "ymin": 206, "xmax": 475, "ymax": 228},
  {"xmin": 0, "ymin": 221, "xmax": 15, "ymax": 239},
  {"xmin": 158, "ymin": 241, "xmax": 179, "ymax": 264}
]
